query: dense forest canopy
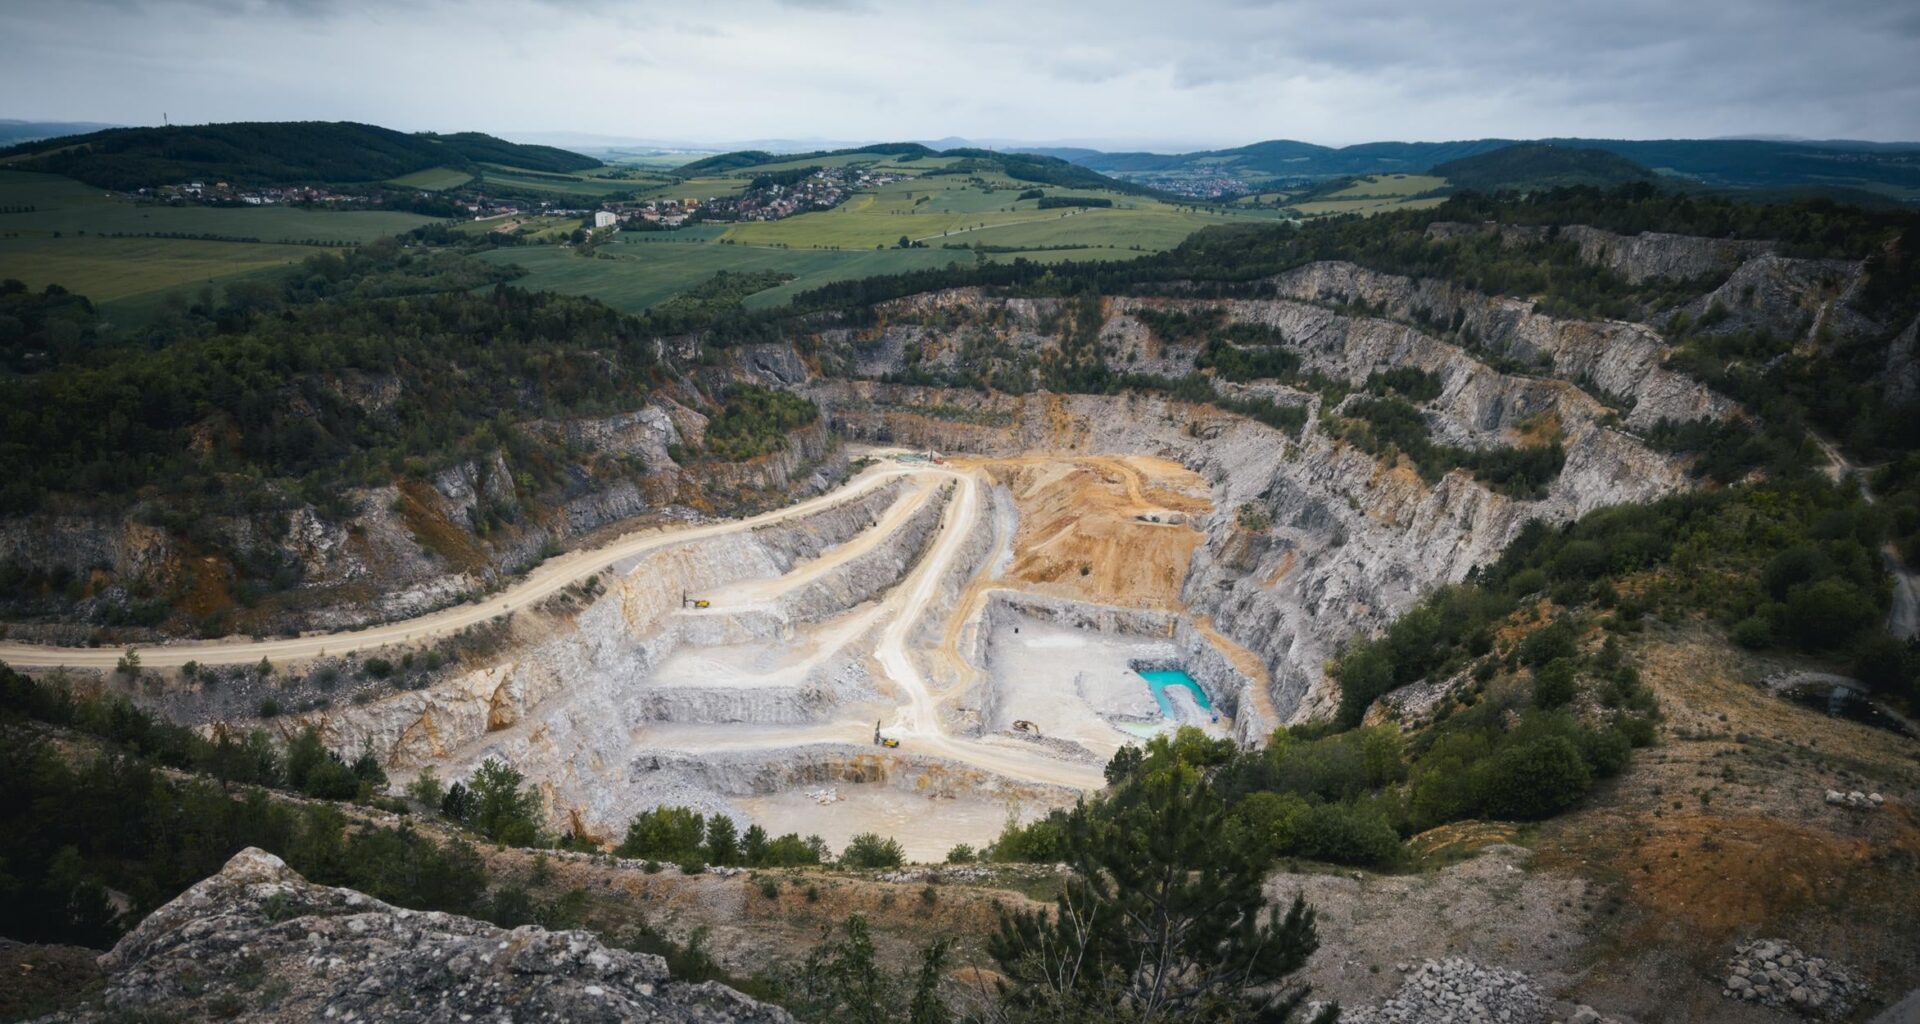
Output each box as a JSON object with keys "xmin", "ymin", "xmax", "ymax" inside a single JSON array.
[
  {"xmin": 0, "ymin": 245, "xmax": 654, "ymax": 516},
  {"xmin": 0, "ymin": 121, "xmax": 601, "ymax": 189},
  {"xmin": 1431, "ymin": 143, "xmax": 1656, "ymax": 191}
]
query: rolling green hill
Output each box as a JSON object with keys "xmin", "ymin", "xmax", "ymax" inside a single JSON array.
[
  {"xmin": 1432, "ymin": 143, "xmax": 1656, "ymax": 192},
  {"xmin": 429, "ymin": 132, "xmax": 600, "ymax": 174},
  {"xmin": 677, "ymin": 143, "xmax": 1156, "ymax": 197},
  {"xmin": 0, "ymin": 121, "xmax": 600, "ymax": 190}
]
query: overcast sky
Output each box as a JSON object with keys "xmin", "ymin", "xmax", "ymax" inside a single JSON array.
[{"xmin": 4, "ymin": 0, "xmax": 1917, "ymax": 150}]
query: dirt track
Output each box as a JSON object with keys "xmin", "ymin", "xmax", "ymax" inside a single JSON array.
[
  {"xmin": 5, "ymin": 452, "xmax": 1212, "ymax": 802},
  {"xmin": 0, "ymin": 462, "xmax": 920, "ymax": 671}
]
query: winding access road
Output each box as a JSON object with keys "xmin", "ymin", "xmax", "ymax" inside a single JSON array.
[
  {"xmin": 2, "ymin": 453, "xmax": 1109, "ymax": 791},
  {"xmin": 0, "ymin": 461, "xmax": 922, "ymax": 670}
]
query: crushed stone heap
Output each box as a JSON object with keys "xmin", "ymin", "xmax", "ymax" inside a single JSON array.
[
  {"xmin": 31, "ymin": 847, "xmax": 793, "ymax": 1024},
  {"xmin": 1721, "ymin": 938, "xmax": 1864, "ymax": 1018}
]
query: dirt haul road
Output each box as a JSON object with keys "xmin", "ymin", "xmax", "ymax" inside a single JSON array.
[
  {"xmin": 0, "ymin": 461, "xmax": 926, "ymax": 671},
  {"xmin": 3, "ymin": 457, "xmax": 1109, "ymax": 794},
  {"xmin": 632, "ymin": 466, "xmax": 1102, "ymax": 791}
]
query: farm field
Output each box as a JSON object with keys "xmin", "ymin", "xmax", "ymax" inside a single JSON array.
[
  {"xmin": 386, "ymin": 166, "xmax": 474, "ymax": 190},
  {"xmin": 0, "ymin": 170, "xmax": 446, "ymax": 314},
  {"xmin": 1289, "ymin": 194, "xmax": 1448, "ymax": 217},
  {"xmin": 476, "ymin": 164, "xmax": 660, "ymax": 198},
  {"xmin": 468, "ymin": 162, "xmax": 1287, "ymax": 313},
  {"xmin": 719, "ymin": 174, "xmax": 1277, "ymax": 251},
  {"xmin": 0, "ymin": 234, "xmax": 319, "ymax": 305},
  {"xmin": 477, "ymin": 237, "xmax": 970, "ymax": 312},
  {"xmin": 1282, "ymin": 173, "xmax": 1450, "ymax": 217},
  {"xmin": 0, "ymin": 171, "xmax": 440, "ymax": 242}
]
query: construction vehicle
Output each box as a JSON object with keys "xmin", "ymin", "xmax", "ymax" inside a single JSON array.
[
  {"xmin": 873, "ymin": 720, "xmax": 901, "ymax": 749},
  {"xmin": 681, "ymin": 591, "xmax": 712, "ymax": 610}
]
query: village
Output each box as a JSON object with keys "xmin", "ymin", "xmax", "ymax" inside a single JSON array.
[
  {"xmin": 132, "ymin": 163, "xmax": 910, "ymax": 242},
  {"xmin": 140, "ymin": 180, "xmax": 379, "ymax": 207}
]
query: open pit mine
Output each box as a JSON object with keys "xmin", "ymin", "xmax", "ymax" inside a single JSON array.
[{"xmin": 0, "ymin": 224, "xmax": 1780, "ymax": 861}]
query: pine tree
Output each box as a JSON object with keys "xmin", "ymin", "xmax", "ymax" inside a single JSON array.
[{"xmin": 986, "ymin": 764, "xmax": 1332, "ymax": 1023}]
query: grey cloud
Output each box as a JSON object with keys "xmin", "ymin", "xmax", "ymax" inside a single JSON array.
[{"xmin": 0, "ymin": 0, "xmax": 1912, "ymax": 144}]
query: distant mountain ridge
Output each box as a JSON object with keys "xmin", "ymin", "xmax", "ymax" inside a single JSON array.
[
  {"xmin": 0, "ymin": 119, "xmax": 121, "ymax": 147},
  {"xmin": 0, "ymin": 121, "xmax": 601, "ymax": 190},
  {"xmin": 1060, "ymin": 136, "xmax": 1920, "ymax": 198}
]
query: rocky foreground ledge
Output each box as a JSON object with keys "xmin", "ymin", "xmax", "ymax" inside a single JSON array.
[{"xmin": 30, "ymin": 848, "xmax": 793, "ymax": 1024}]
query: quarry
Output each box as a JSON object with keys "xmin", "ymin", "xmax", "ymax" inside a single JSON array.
[
  {"xmin": 0, "ymin": 225, "xmax": 1755, "ymax": 857},
  {"xmin": 6, "ymin": 195, "xmax": 1920, "ymax": 1024},
  {"xmin": 287, "ymin": 450, "xmax": 1256, "ymax": 859}
]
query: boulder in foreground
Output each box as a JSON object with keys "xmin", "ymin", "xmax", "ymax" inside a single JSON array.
[{"xmin": 32, "ymin": 846, "xmax": 792, "ymax": 1023}]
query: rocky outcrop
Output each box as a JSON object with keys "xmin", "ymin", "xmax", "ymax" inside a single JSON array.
[
  {"xmin": 1426, "ymin": 221, "xmax": 1772, "ymax": 284},
  {"xmin": 816, "ymin": 265, "xmax": 1702, "ymax": 721},
  {"xmin": 1887, "ymin": 316, "xmax": 1920, "ymax": 406},
  {"xmin": 30, "ymin": 847, "xmax": 790, "ymax": 1024},
  {"xmin": 1683, "ymin": 253, "xmax": 1878, "ymax": 344},
  {"xmin": 1, "ymin": 357, "xmax": 842, "ymax": 642},
  {"xmin": 1265, "ymin": 261, "xmax": 1732, "ymax": 428}
]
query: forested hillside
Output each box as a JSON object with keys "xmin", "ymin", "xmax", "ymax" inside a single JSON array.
[
  {"xmin": 0, "ymin": 121, "xmax": 600, "ymax": 189},
  {"xmin": 1431, "ymin": 143, "xmax": 1656, "ymax": 191}
]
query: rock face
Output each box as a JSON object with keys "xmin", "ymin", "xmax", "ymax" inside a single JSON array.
[
  {"xmin": 815, "ymin": 267, "xmax": 1702, "ymax": 722},
  {"xmin": 1425, "ymin": 220, "xmax": 1775, "ymax": 284},
  {"xmin": 32, "ymin": 847, "xmax": 792, "ymax": 1024},
  {"xmin": 0, "ymin": 392, "xmax": 838, "ymax": 641},
  {"xmin": 1263, "ymin": 261, "xmax": 1731, "ymax": 429}
]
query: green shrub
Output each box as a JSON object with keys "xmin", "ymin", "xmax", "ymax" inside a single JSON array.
[
  {"xmin": 840, "ymin": 832, "xmax": 905, "ymax": 869},
  {"xmin": 1294, "ymin": 802, "xmax": 1401, "ymax": 867},
  {"xmin": 1476, "ymin": 735, "xmax": 1593, "ymax": 820},
  {"xmin": 989, "ymin": 814, "xmax": 1068, "ymax": 863},
  {"xmin": 1731, "ymin": 615, "xmax": 1773, "ymax": 649},
  {"xmin": 1783, "ymin": 579, "xmax": 1879, "ymax": 649},
  {"xmin": 617, "ymin": 806, "xmax": 706, "ymax": 862},
  {"xmin": 1533, "ymin": 658, "xmax": 1578, "ymax": 709}
]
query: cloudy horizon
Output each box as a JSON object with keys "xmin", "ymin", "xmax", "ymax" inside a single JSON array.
[{"xmin": 3, "ymin": 0, "xmax": 1918, "ymax": 151}]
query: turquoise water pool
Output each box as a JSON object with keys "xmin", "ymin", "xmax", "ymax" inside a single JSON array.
[{"xmin": 1137, "ymin": 669, "xmax": 1213, "ymax": 718}]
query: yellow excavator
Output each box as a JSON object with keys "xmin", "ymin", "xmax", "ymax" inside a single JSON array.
[
  {"xmin": 681, "ymin": 591, "xmax": 711, "ymax": 610},
  {"xmin": 873, "ymin": 720, "xmax": 900, "ymax": 749}
]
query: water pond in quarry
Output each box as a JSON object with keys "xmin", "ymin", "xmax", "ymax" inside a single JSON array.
[
  {"xmin": 1139, "ymin": 668, "xmax": 1215, "ymax": 717},
  {"xmin": 1111, "ymin": 669, "xmax": 1217, "ymax": 738}
]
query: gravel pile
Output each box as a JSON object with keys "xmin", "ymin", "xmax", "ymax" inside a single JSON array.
[
  {"xmin": 1331, "ymin": 957, "xmax": 1550, "ymax": 1024},
  {"xmin": 1722, "ymin": 938, "xmax": 1863, "ymax": 1017}
]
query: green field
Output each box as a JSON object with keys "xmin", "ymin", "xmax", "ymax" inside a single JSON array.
[
  {"xmin": 477, "ymin": 237, "xmax": 972, "ymax": 313},
  {"xmin": 1284, "ymin": 174, "xmax": 1450, "ymax": 218},
  {"xmin": 0, "ymin": 234, "xmax": 320, "ymax": 305},
  {"xmin": 387, "ymin": 166, "xmax": 474, "ymax": 191},
  {"xmin": 0, "ymin": 171, "xmax": 442, "ymax": 314},
  {"xmin": 0, "ymin": 171, "xmax": 439, "ymax": 242},
  {"xmin": 460, "ymin": 158, "xmax": 1291, "ymax": 314},
  {"xmin": 475, "ymin": 165, "xmax": 644, "ymax": 198},
  {"xmin": 719, "ymin": 174, "xmax": 1279, "ymax": 251}
]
